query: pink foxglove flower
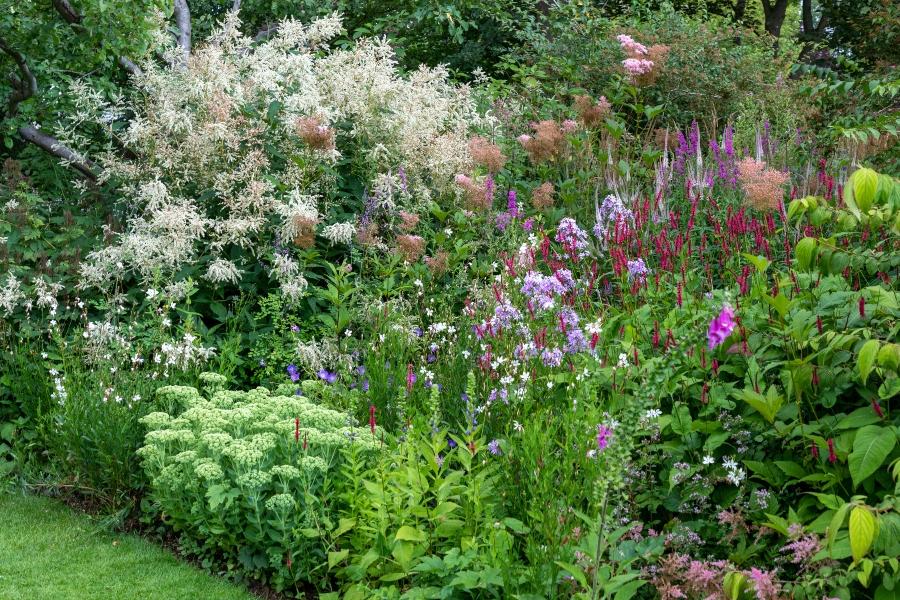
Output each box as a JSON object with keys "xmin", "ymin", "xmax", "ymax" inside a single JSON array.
[{"xmin": 707, "ymin": 305, "xmax": 736, "ymax": 350}]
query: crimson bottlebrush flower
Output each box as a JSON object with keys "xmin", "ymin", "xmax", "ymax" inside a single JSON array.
[
  {"xmin": 858, "ymin": 296, "xmax": 865, "ymax": 318},
  {"xmin": 812, "ymin": 367, "xmax": 819, "ymax": 387},
  {"xmin": 711, "ymin": 359, "xmax": 719, "ymax": 376},
  {"xmin": 816, "ymin": 316, "xmax": 823, "ymax": 334},
  {"xmin": 369, "ymin": 404, "xmax": 377, "ymax": 435},
  {"xmin": 295, "ymin": 417, "xmax": 300, "ymax": 443},
  {"xmin": 827, "ymin": 438, "xmax": 837, "ymax": 464},
  {"xmin": 701, "ymin": 382, "xmax": 709, "ymax": 404},
  {"xmin": 872, "ymin": 400, "xmax": 884, "ymax": 418}
]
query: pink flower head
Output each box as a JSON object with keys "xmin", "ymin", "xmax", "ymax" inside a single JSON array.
[
  {"xmin": 596, "ymin": 424, "xmax": 613, "ymax": 451},
  {"xmin": 707, "ymin": 305, "xmax": 736, "ymax": 350},
  {"xmin": 623, "ymin": 58, "xmax": 654, "ymax": 75},
  {"xmin": 561, "ymin": 119, "xmax": 578, "ymax": 132}
]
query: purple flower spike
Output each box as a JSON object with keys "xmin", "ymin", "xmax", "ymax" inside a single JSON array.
[
  {"xmin": 707, "ymin": 305, "xmax": 736, "ymax": 350},
  {"xmin": 596, "ymin": 424, "xmax": 613, "ymax": 451}
]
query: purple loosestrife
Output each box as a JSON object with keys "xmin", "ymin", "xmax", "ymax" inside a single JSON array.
[{"xmin": 707, "ymin": 305, "xmax": 736, "ymax": 350}]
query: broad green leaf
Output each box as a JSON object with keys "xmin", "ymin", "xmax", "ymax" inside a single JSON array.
[
  {"xmin": 848, "ymin": 426, "xmax": 896, "ymax": 487},
  {"xmin": 859, "ymin": 339, "xmax": 881, "ymax": 384},
  {"xmin": 827, "ymin": 502, "xmax": 851, "ymax": 551},
  {"xmin": 554, "ymin": 561, "xmax": 588, "ymax": 589},
  {"xmin": 394, "ymin": 525, "xmax": 427, "ymax": 543},
  {"xmin": 851, "ymin": 167, "xmax": 879, "ymax": 213},
  {"xmin": 723, "ymin": 571, "xmax": 749, "ymax": 600},
  {"xmin": 795, "ymin": 237, "xmax": 818, "ymax": 270},
  {"xmin": 849, "ymin": 506, "xmax": 877, "ymax": 562},
  {"xmin": 328, "ymin": 549, "xmax": 349, "ymax": 568}
]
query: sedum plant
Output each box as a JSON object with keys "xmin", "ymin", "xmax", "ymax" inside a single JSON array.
[{"xmin": 138, "ymin": 375, "xmax": 380, "ymax": 593}]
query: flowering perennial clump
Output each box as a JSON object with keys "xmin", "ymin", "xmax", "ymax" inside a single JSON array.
[{"xmin": 67, "ymin": 12, "xmax": 490, "ymax": 299}]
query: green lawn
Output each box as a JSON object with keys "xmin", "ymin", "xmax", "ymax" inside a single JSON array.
[{"xmin": 0, "ymin": 493, "xmax": 257, "ymax": 600}]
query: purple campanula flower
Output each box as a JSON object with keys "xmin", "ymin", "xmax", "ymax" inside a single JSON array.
[
  {"xmin": 522, "ymin": 218, "xmax": 533, "ymax": 232},
  {"xmin": 488, "ymin": 439, "xmax": 502, "ymax": 455},
  {"xmin": 287, "ymin": 364, "xmax": 300, "ymax": 382},
  {"xmin": 317, "ymin": 368, "xmax": 338, "ymax": 384},
  {"xmin": 495, "ymin": 211, "xmax": 512, "ymax": 231}
]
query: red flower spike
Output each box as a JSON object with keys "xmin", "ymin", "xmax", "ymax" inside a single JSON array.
[
  {"xmin": 811, "ymin": 441, "xmax": 819, "ymax": 460},
  {"xmin": 858, "ymin": 296, "xmax": 865, "ymax": 318},
  {"xmin": 294, "ymin": 417, "xmax": 300, "ymax": 443},
  {"xmin": 827, "ymin": 438, "xmax": 837, "ymax": 464},
  {"xmin": 872, "ymin": 400, "xmax": 884, "ymax": 419},
  {"xmin": 369, "ymin": 404, "xmax": 377, "ymax": 435}
]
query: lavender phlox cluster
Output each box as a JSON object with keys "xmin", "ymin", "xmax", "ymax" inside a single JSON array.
[
  {"xmin": 627, "ymin": 258, "xmax": 650, "ymax": 281},
  {"xmin": 555, "ymin": 218, "xmax": 590, "ymax": 256},
  {"xmin": 492, "ymin": 300, "xmax": 521, "ymax": 329},
  {"xmin": 521, "ymin": 271, "xmax": 568, "ymax": 311},
  {"xmin": 594, "ymin": 194, "xmax": 634, "ymax": 239}
]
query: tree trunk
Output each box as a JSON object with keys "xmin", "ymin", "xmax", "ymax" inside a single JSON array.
[{"xmin": 760, "ymin": 0, "xmax": 790, "ymax": 39}]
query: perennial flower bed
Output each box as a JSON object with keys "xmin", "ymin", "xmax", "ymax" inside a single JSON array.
[{"xmin": 1, "ymin": 7, "xmax": 899, "ymax": 600}]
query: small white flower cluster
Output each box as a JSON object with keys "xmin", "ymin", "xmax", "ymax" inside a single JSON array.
[
  {"xmin": 722, "ymin": 456, "xmax": 747, "ymax": 486},
  {"xmin": 321, "ymin": 222, "xmax": 356, "ymax": 246},
  {"xmin": 0, "ymin": 273, "xmax": 23, "ymax": 316},
  {"xmin": 153, "ymin": 333, "xmax": 216, "ymax": 370}
]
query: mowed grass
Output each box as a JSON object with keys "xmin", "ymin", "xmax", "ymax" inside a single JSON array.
[{"xmin": 0, "ymin": 493, "xmax": 256, "ymax": 600}]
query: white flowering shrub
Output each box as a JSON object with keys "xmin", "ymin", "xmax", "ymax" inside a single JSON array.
[
  {"xmin": 68, "ymin": 13, "xmax": 490, "ymax": 301},
  {"xmin": 137, "ymin": 374, "xmax": 380, "ymax": 591}
]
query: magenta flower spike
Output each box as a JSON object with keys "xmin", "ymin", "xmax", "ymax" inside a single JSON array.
[{"xmin": 707, "ymin": 305, "xmax": 736, "ymax": 350}]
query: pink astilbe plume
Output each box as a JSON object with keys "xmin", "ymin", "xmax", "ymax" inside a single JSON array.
[
  {"xmin": 737, "ymin": 158, "xmax": 789, "ymax": 211},
  {"xmin": 468, "ymin": 136, "xmax": 507, "ymax": 172}
]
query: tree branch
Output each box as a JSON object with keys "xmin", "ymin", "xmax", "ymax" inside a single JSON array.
[
  {"xmin": 254, "ymin": 23, "xmax": 279, "ymax": 43},
  {"xmin": 18, "ymin": 124, "xmax": 96, "ymax": 179},
  {"xmin": 0, "ymin": 37, "xmax": 95, "ymax": 179},
  {"xmin": 173, "ymin": 0, "xmax": 191, "ymax": 65},
  {"xmin": 231, "ymin": 0, "xmax": 241, "ymax": 12},
  {"xmin": 51, "ymin": 0, "xmax": 83, "ymax": 24},
  {"xmin": 118, "ymin": 55, "xmax": 143, "ymax": 78}
]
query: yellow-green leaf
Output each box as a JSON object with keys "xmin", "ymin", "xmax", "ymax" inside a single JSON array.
[
  {"xmin": 394, "ymin": 525, "xmax": 427, "ymax": 543},
  {"xmin": 849, "ymin": 506, "xmax": 877, "ymax": 562},
  {"xmin": 859, "ymin": 339, "xmax": 881, "ymax": 384},
  {"xmin": 795, "ymin": 237, "xmax": 818, "ymax": 270},
  {"xmin": 328, "ymin": 549, "xmax": 349, "ymax": 568},
  {"xmin": 851, "ymin": 167, "xmax": 879, "ymax": 213},
  {"xmin": 848, "ymin": 425, "xmax": 897, "ymax": 488},
  {"xmin": 723, "ymin": 571, "xmax": 749, "ymax": 600}
]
